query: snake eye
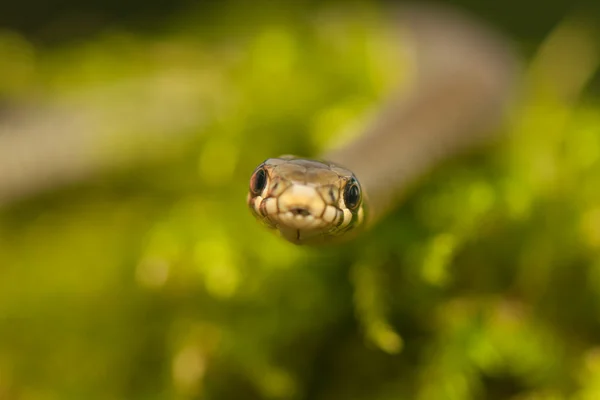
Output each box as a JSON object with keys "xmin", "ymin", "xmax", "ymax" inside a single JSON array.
[
  {"xmin": 343, "ymin": 178, "xmax": 361, "ymax": 210},
  {"xmin": 250, "ymin": 167, "xmax": 268, "ymax": 196}
]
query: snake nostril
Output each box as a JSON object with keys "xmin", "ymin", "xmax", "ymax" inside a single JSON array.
[{"xmin": 290, "ymin": 207, "xmax": 311, "ymax": 216}]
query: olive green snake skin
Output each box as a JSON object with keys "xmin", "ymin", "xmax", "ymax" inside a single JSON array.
[{"xmin": 248, "ymin": 4, "xmax": 519, "ymax": 245}]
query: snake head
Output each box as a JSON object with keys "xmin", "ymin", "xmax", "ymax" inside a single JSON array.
[{"xmin": 247, "ymin": 156, "xmax": 366, "ymax": 245}]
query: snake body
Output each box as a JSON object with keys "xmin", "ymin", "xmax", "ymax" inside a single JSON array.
[{"xmin": 248, "ymin": 4, "xmax": 519, "ymax": 245}]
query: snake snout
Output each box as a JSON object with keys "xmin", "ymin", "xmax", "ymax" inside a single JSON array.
[{"xmin": 278, "ymin": 185, "xmax": 324, "ymax": 218}]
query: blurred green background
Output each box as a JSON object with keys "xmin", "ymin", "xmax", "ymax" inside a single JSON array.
[{"xmin": 0, "ymin": 1, "xmax": 600, "ymax": 399}]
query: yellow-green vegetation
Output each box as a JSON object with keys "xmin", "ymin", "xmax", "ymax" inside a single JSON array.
[{"xmin": 0, "ymin": 3, "xmax": 599, "ymax": 399}]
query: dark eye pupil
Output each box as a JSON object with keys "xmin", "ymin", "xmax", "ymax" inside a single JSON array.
[
  {"xmin": 344, "ymin": 181, "xmax": 360, "ymax": 210},
  {"xmin": 251, "ymin": 168, "xmax": 267, "ymax": 195}
]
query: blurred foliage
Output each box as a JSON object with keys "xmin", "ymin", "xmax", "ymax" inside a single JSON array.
[{"xmin": 0, "ymin": 1, "xmax": 600, "ymax": 400}]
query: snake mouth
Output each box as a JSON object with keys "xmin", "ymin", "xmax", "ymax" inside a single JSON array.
[
  {"xmin": 276, "ymin": 211, "xmax": 320, "ymax": 229},
  {"xmin": 250, "ymin": 193, "xmax": 345, "ymax": 232},
  {"xmin": 289, "ymin": 207, "xmax": 311, "ymax": 217}
]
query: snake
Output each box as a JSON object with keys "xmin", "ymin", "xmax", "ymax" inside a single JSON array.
[{"xmin": 247, "ymin": 4, "xmax": 519, "ymax": 245}]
